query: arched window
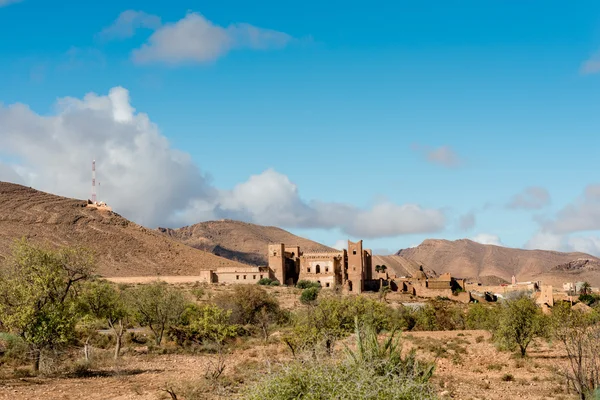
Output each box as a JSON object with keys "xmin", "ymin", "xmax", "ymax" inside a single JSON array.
[
  {"xmin": 315, "ymin": 264, "xmax": 321, "ymax": 274},
  {"xmin": 325, "ymin": 266, "xmax": 329, "ymax": 273}
]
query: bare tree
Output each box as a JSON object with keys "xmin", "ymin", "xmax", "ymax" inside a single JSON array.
[{"xmin": 553, "ymin": 306, "xmax": 600, "ymax": 399}]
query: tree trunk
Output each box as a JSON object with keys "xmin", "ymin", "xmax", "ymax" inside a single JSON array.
[
  {"xmin": 84, "ymin": 337, "xmax": 91, "ymax": 363},
  {"xmin": 33, "ymin": 348, "xmax": 41, "ymax": 372},
  {"xmin": 111, "ymin": 319, "xmax": 125, "ymax": 360}
]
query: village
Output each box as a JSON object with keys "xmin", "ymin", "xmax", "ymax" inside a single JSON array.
[{"xmin": 190, "ymin": 239, "xmax": 599, "ymax": 314}]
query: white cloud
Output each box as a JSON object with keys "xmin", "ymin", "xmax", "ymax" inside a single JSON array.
[
  {"xmin": 524, "ymin": 231, "xmax": 564, "ymax": 252},
  {"xmin": 99, "ymin": 10, "xmax": 162, "ymax": 40},
  {"xmin": 342, "ymin": 202, "xmax": 445, "ymax": 238},
  {"xmin": 525, "ymin": 231, "xmax": 600, "ymax": 256},
  {"xmin": 565, "ymin": 236, "xmax": 600, "ymax": 255},
  {"xmin": 507, "ymin": 186, "xmax": 550, "ymax": 210},
  {"xmin": 545, "ymin": 185, "xmax": 600, "ymax": 233},
  {"xmin": 412, "ymin": 144, "xmax": 462, "ymax": 168},
  {"xmin": 471, "ymin": 233, "xmax": 503, "ymax": 246},
  {"xmin": 132, "ymin": 12, "xmax": 291, "ymax": 65},
  {"xmin": 458, "ymin": 212, "xmax": 475, "ymax": 231},
  {"xmin": 0, "ymin": 87, "xmax": 215, "ymax": 227},
  {"xmin": 0, "ymin": 87, "xmax": 447, "ymax": 239},
  {"xmin": 0, "ymin": 0, "xmax": 22, "ymax": 7},
  {"xmin": 332, "ymin": 240, "xmax": 347, "ymax": 251}
]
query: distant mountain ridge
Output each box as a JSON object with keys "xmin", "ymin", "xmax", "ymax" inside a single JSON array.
[
  {"xmin": 158, "ymin": 220, "xmax": 336, "ymax": 266},
  {"xmin": 396, "ymin": 238, "xmax": 600, "ymax": 286}
]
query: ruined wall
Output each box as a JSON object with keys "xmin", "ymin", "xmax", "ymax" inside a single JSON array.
[{"xmin": 536, "ymin": 285, "xmax": 554, "ymax": 307}]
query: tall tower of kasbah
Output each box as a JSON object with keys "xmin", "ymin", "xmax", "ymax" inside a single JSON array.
[
  {"xmin": 347, "ymin": 239, "xmax": 364, "ymax": 293},
  {"xmin": 268, "ymin": 243, "xmax": 286, "ymax": 284}
]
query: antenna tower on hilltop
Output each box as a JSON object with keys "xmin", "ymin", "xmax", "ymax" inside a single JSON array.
[{"xmin": 91, "ymin": 160, "xmax": 97, "ymax": 203}]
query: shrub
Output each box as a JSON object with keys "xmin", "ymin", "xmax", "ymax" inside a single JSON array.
[
  {"xmin": 300, "ymin": 287, "xmax": 320, "ymax": 304},
  {"xmin": 501, "ymin": 373, "xmax": 514, "ymax": 382},
  {"xmin": 579, "ymin": 294, "xmax": 600, "ymax": 307},
  {"xmin": 285, "ymin": 295, "xmax": 396, "ymax": 356},
  {"xmin": 296, "ymin": 280, "xmax": 321, "ymax": 290},
  {"xmin": 413, "ymin": 300, "xmax": 465, "ymax": 331},
  {"xmin": 466, "ymin": 303, "xmax": 500, "ymax": 331},
  {"xmin": 214, "ymin": 285, "xmax": 281, "ymax": 327},
  {"xmin": 127, "ymin": 281, "xmax": 187, "ymax": 346},
  {"xmin": 191, "ymin": 288, "xmax": 205, "ymax": 300},
  {"xmin": 247, "ymin": 319, "xmax": 436, "ymax": 400},
  {"xmin": 0, "ymin": 333, "xmax": 28, "ymax": 366},
  {"xmin": 257, "ymin": 278, "xmax": 273, "ymax": 286},
  {"xmin": 169, "ymin": 304, "xmax": 241, "ymax": 346},
  {"xmin": 552, "ymin": 304, "xmax": 600, "ymax": 399},
  {"xmin": 269, "ymin": 281, "xmax": 280, "ymax": 286}
]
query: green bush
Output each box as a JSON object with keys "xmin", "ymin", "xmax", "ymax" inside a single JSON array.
[
  {"xmin": 214, "ymin": 285, "xmax": 281, "ymax": 326},
  {"xmin": 169, "ymin": 304, "xmax": 242, "ymax": 346},
  {"xmin": 0, "ymin": 333, "xmax": 29, "ymax": 366},
  {"xmin": 191, "ymin": 288, "xmax": 205, "ymax": 300},
  {"xmin": 257, "ymin": 278, "xmax": 273, "ymax": 286},
  {"xmin": 466, "ymin": 303, "xmax": 500, "ymax": 331},
  {"xmin": 300, "ymin": 287, "xmax": 319, "ymax": 304},
  {"xmin": 579, "ymin": 294, "xmax": 600, "ymax": 306},
  {"xmin": 413, "ymin": 300, "xmax": 466, "ymax": 331},
  {"xmin": 269, "ymin": 281, "xmax": 280, "ymax": 286},
  {"xmin": 284, "ymin": 295, "xmax": 397, "ymax": 356},
  {"xmin": 296, "ymin": 280, "xmax": 321, "ymax": 290},
  {"xmin": 247, "ymin": 319, "xmax": 436, "ymax": 400}
]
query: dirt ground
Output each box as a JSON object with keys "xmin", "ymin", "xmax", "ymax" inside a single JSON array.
[{"xmin": 0, "ymin": 329, "xmax": 578, "ymax": 400}]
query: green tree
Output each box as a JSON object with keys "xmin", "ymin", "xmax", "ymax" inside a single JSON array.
[
  {"xmin": 127, "ymin": 281, "xmax": 187, "ymax": 345},
  {"xmin": 0, "ymin": 240, "xmax": 94, "ymax": 371},
  {"xmin": 495, "ymin": 295, "xmax": 547, "ymax": 357},
  {"xmin": 300, "ymin": 287, "xmax": 320, "ymax": 305},
  {"xmin": 79, "ymin": 280, "xmax": 129, "ymax": 360}
]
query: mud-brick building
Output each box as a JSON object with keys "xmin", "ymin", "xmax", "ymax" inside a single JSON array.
[{"xmin": 268, "ymin": 239, "xmax": 372, "ymax": 293}]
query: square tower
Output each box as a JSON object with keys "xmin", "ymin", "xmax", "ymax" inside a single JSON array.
[
  {"xmin": 268, "ymin": 243, "xmax": 285, "ymax": 284},
  {"xmin": 347, "ymin": 239, "xmax": 364, "ymax": 293}
]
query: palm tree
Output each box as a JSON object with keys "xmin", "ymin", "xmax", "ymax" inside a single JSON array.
[{"xmin": 580, "ymin": 282, "xmax": 592, "ymax": 296}]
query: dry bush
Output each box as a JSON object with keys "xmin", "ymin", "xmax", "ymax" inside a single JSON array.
[{"xmin": 552, "ymin": 305, "xmax": 600, "ymax": 399}]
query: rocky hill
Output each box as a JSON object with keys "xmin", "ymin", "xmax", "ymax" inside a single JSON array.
[
  {"xmin": 0, "ymin": 182, "xmax": 247, "ymax": 277},
  {"xmin": 158, "ymin": 220, "xmax": 336, "ymax": 266},
  {"xmin": 160, "ymin": 220, "xmax": 424, "ymax": 278},
  {"xmin": 397, "ymin": 239, "xmax": 600, "ymax": 285}
]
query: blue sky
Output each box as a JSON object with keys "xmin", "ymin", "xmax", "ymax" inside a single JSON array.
[{"xmin": 1, "ymin": 0, "xmax": 600, "ymax": 255}]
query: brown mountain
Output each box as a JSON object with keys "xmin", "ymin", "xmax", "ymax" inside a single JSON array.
[
  {"xmin": 372, "ymin": 255, "xmax": 436, "ymax": 279},
  {"xmin": 158, "ymin": 220, "xmax": 336, "ymax": 266},
  {"xmin": 0, "ymin": 182, "xmax": 247, "ymax": 277},
  {"xmin": 160, "ymin": 220, "xmax": 424, "ymax": 278},
  {"xmin": 397, "ymin": 238, "xmax": 600, "ymax": 286}
]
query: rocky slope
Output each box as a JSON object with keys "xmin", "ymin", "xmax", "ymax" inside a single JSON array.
[
  {"xmin": 0, "ymin": 182, "xmax": 247, "ymax": 277},
  {"xmin": 397, "ymin": 239, "xmax": 600, "ymax": 285}
]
